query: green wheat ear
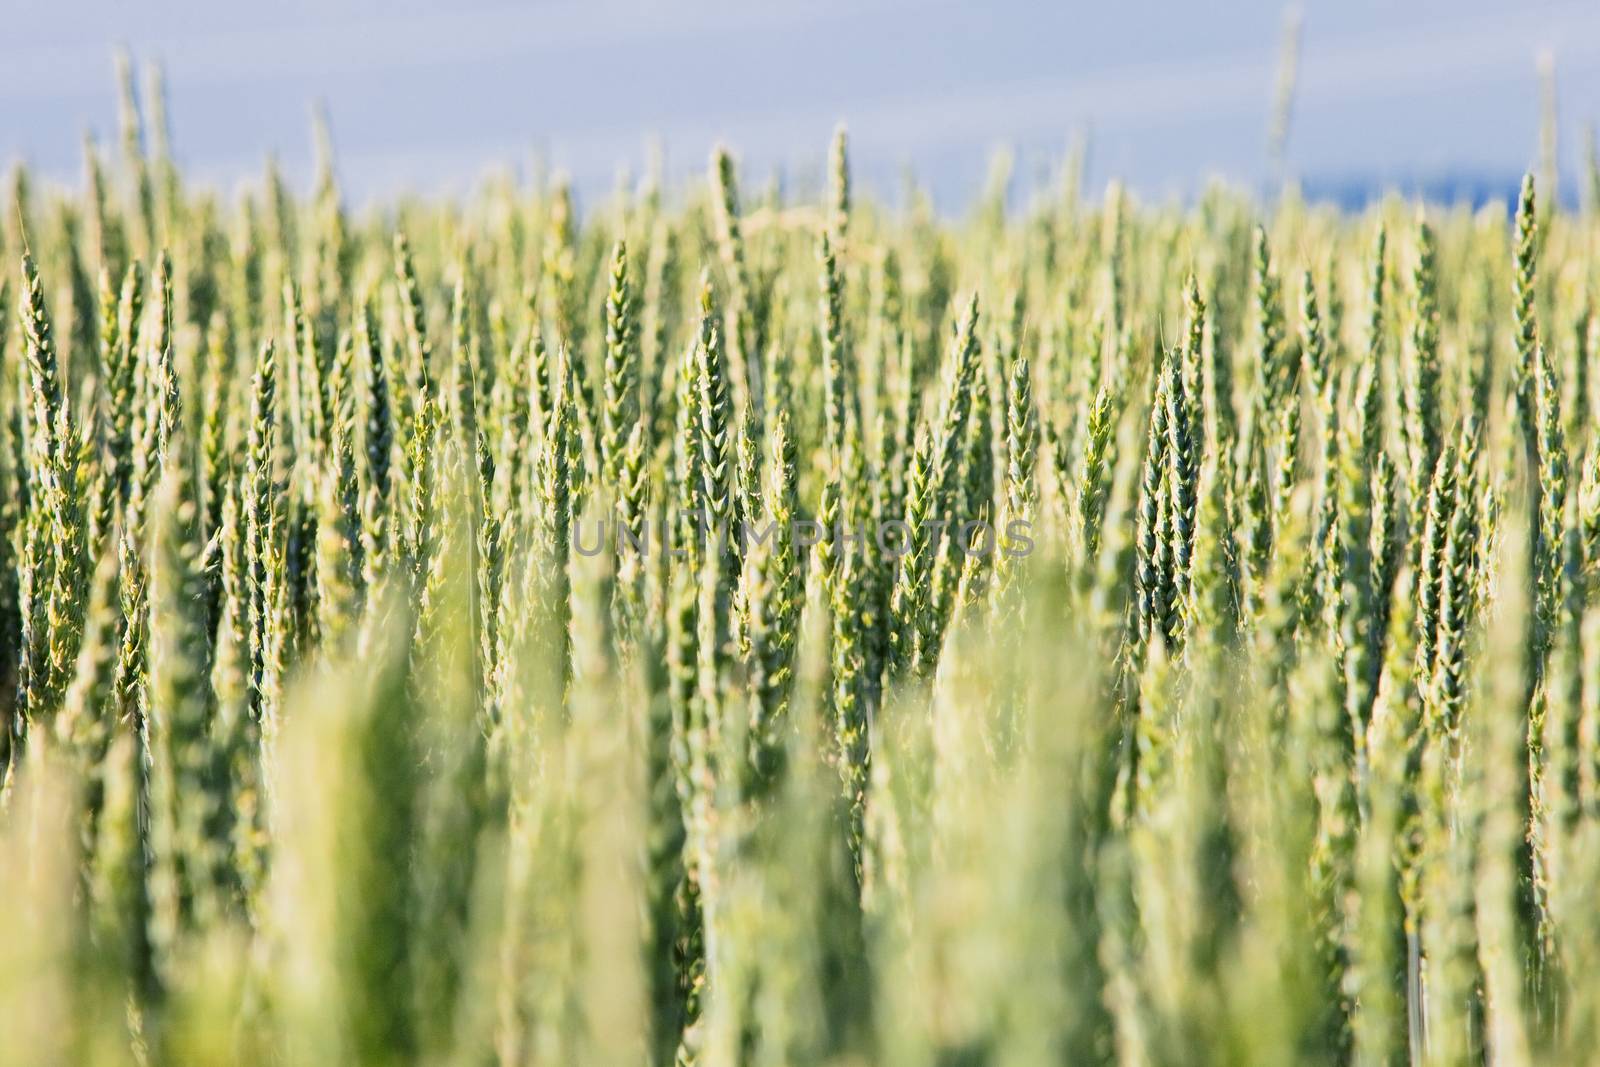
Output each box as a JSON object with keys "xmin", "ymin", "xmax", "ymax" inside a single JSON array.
[
  {"xmin": 1514, "ymin": 173, "xmax": 1540, "ymax": 439},
  {"xmin": 602, "ymin": 238, "xmax": 639, "ymax": 491},
  {"xmin": 1403, "ymin": 213, "xmax": 1440, "ymax": 520},
  {"xmin": 993, "ymin": 349, "xmax": 1037, "ymax": 598},
  {"xmin": 828, "ymin": 123, "xmax": 851, "ymax": 239}
]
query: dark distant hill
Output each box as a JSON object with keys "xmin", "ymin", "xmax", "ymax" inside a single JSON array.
[{"xmin": 1298, "ymin": 172, "xmax": 1584, "ymax": 213}]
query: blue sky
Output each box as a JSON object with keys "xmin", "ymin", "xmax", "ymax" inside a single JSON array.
[{"xmin": 5, "ymin": 1, "xmax": 1599, "ymax": 208}]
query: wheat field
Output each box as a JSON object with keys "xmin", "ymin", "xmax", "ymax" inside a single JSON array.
[{"xmin": 2, "ymin": 63, "xmax": 1600, "ymax": 1066}]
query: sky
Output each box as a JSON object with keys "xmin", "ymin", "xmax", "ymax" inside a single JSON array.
[{"xmin": 4, "ymin": 0, "xmax": 1599, "ymax": 210}]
